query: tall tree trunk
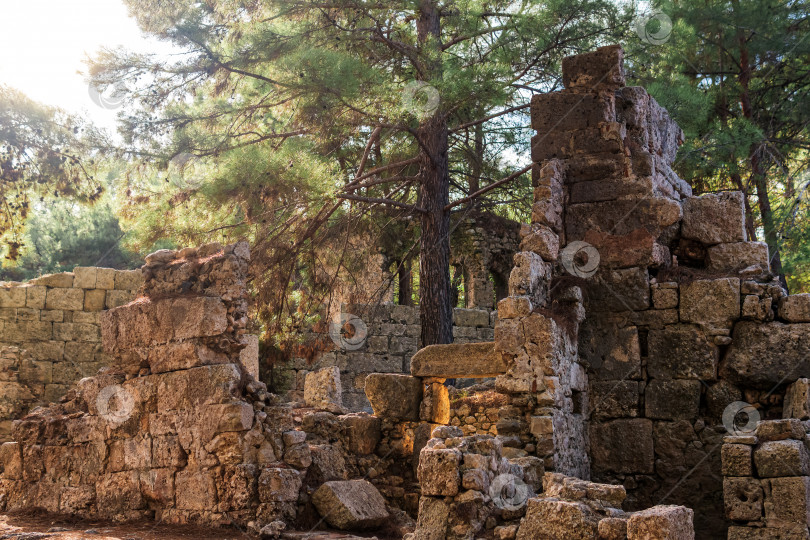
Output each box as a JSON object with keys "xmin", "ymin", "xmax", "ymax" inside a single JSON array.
[
  {"xmin": 417, "ymin": 0, "xmax": 453, "ymax": 346},
  {"xmin": 398, "ymin": 259, "xmax": 413, "ymax": 306},
  {"xmin": 738, "ymin": 35, "xmax": 783, "ymax": 276}
]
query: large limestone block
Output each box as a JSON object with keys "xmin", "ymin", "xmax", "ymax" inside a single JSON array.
[
  {"xmin": 707, "ymin": 242, "xmax": 770, "ymax": 273},
  {"xmin": 411, "ymin": 342, "xmax": 504, "ymax": 378},
  {"xmin": 311, "ymin": 479, "xmax": 389, "ymax": 530},
  {"xmin": 723, "ymin": 477, "xmax": 763, "ymax": 521},
  {"xmin": 0, "ymin": 287, "xmax": 26, "ymax": 308},
  {"xmin": 304, "ymin": 366, "xmax": 344, "ymax": 413},
  {"xmin": 590, "ymin": 419, "xmax": 654, "ymax": 474},
  {"xmin": 561, "ymin": 44, "xmax": 625, "ymax": 91},
  {"xmin": 531, "ymin": 123, "xmax": 625, "ymax": 163},
  {"xmin": 531, "ymin": 91, "xmax": 615, "ymax": 133},
  {"xmin": 582, "ymin": 228, "xmax": 668, "ymax": 269},
  {"xmin": 626, "ymin": 505, "xmax": 694, "ymax": 539},
  {"xmin": 175, "ymin": 468, "xmax": 217, "ymax": 511},
  {"xmin": 338, "ymin": 413, "xmax": 381, "ymax": 455},
  {"xmin": 647, "ymin": 325, "xmax": 717, "ymax": 380},
  {"xmin": 645, "ymin": 379, "xmax": 701, "ymax": 420},
  {"xmin": 516, "ymin": 498, "xmax": 600, "ymax": 540},
  {"xmin": 101, "ymin": 296, "xmax": 228, "ymax": 352},
  {"xmin": 722, "ymin": 322, "xmax": 810, "ymax": 387},
  {"xmin": 780, "ymin": 294, "xmax": 810, "ymax": 323},
  {"xmin": 413, "ymin": 496, "xmax": 449, "ymax": 540},
  {"xmin": 144, "ymin": 341, "xmax": 231, "ymax": 374},
  {"xmin": 768, "ymin": 476, "xmax": 810, "ymax": 526},
  {"xmin": 682, "ymin": 191, "xmax": 746, "ymax": 245},
  {"xmin": 680, "ymin": 278, "xmax": 740, "ymax": 327},
  {"xmin": 565, "ymin": 197, "xmax": 681, "ymax": 240},
  {"xmin": 509, "ymin": 251, "xmax": 551, "ymax": 305},
  {"xmin": 587, "ymin": 267, "xmax": 650, "ymax": 312},
  {"xmin": 579, "ymin": 322, "xmax": 641, "ymax": 380},
  {"xmin": 754, "ymin": 440, "xmax": 810, "ymax": 478},
  {"xmin": 156, "ymin": 363, "xmax": 242, "ymax": 412},
  {"xmin": 364, "ymin": 373, "xmax": 422, "ymax": 420},
  {"xmin": 417, "ymin": 448, "xmax": 461, "ymax": 496},
  {"xmin": 45, "ymin": 287, "xmax": 84, "ymax": 311}
]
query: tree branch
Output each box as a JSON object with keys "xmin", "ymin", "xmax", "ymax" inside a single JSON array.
[
  {"xmin": 338, "ymin": 193, "xmax": 427, "ymax": 213},
  {"xmin": 445, "ymin": 163, "xmax": 532, "ymax": 210}
]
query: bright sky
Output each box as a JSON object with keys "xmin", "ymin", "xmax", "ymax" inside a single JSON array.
[{"xmin": 0, "ymin": 0, "xmax": 173, "ymax": 132}]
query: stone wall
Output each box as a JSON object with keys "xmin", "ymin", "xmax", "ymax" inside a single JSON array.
[
  {"xmin": 282, "ymin": 304, "xmax": 496, "ymax": 411},
  {"xmin": 0, "ymin": 267, "xmax": 143, "ymax": 439}
]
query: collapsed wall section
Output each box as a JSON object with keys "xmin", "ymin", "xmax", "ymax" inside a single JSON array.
[
  {"xmin": 0, "ymin": 267, "xmax": 142, "ymax": 440},
  {"xmin": 0, "ymin": 243, "xmax": 303, "ymax": 530}
]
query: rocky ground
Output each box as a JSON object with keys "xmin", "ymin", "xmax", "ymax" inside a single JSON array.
[{"xmin": 0, "ymin": 512, "xmax": 387, "ymax": 540}]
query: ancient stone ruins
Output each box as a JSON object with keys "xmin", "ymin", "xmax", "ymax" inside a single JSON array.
[{"xmin": 1, "ymin": 45, "xmax": 810, "ymax": 539}]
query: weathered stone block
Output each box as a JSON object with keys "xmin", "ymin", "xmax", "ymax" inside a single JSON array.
[
  {"xmin": 590, "ymin": 419, "xmax": 654, "ymax": 474},
  {"xmin": 420, "ymin": 382, "xmax": 450, "ymax": 424},
  {"xmin": 509, "ymin": 251, "xmax": 551, "ymax": 305},
  {"xmin": 531, "ymin": 91, "xmax": 615, "ymax": 133},
  {"xmin": 780, "ymin": 294, "xmax": 810, "ymax": 323},
  {"xmin": 258, "ymin": 467, "xmax": 302, "ymax": 502},
  {"xmin": 453, "ymin": 308, "xmax": 490, "ymax": 327},
  {"xmin": 414, "ymin": 496, "xmax": 449, "ymax": 540},
  {"xmin": 583, "ymin": 228, "xmax": 668, "ymax": 269},
  {"xmin": 156, "ymin": 364, "xmax": 242, "ymax": 412},
  {"xmin": 105, "ymin": 290, "xmax": 132, "ymax": 309},
  {"xmin": 45, "ymin": 288, "xmax": 84, "ymax": 311},
  {"xmin": 785, "ymin": 379, "xmax": 810, "ymax": 420},
  {"xmin": 707, "ymin": 242, "xmax": 770, "ymax": 273},
  {"xmin": 755, "ymin": 440, "xmax": 810, "ymax": 478},
  {"xmin": 652, "ymin": 285, "xmax": 678, "ymax": 309},
  {"xmin": 175, "ymin": 468, "xmax": 217, "ymax": 511},
  {"xmin": 645, "ymin": 379, "xmax": 701, "ymax": 420},
  {"xmin": 587, "ymin": 267, "xmax": 650, "ymax": 312},
  {"xmin": 25, "ymin": 286, "xmax": 46, "ymax": 309},
  {"xmin": 626, "ymin": 505, "xmax": 694, "ymax": 539},
  {"xmin": 680, "ymin": 278, "xmax": 740, "ymax": 327},
  {"xmin": 516, "ymin": 498, "xmax": 599, "ymax": 540},
  {"xmin": 83, "ymin": 289, "xmax": 106, "ymax": 311},
  {"xmin": 579, "ymin": 322, "xmax": 641, "ymax": 380},
  {"xmin": 519, "ymin": 223, "xmax": 560, "ymax": 262},
  {"xmin": 561, "ymin": 44, "xmax": 625, "ymax": 91},
  {"xmin": 311, "ymin": 480, "xmax": 389, "ymax": 530},
  {"xmin": 304, "ymin": 366, "xmax": 344, "ymax": 413},
  {"xmin": 114, "ymin": 269, "xmax": 143, "ymax": 291},
  {"xmin": 364, "ymin": 373, "xmax": 422, "ymax": 420},
  {"xmin": 768, "ymin": 476, "xmax": 810, "ymax": 526},
  {"xmin": 722, "ymin": 444, "xmax": 753, "ymax": 476},
  {"xmin": 682, "ymin": 191, "xmax": 746, "ymax": 245},
  {"xmin": 0, "ymin": 287, "xmax": 27, "ymax": 309},
  {"xmin": 723, "ymin": 477, "xmax": 763, "ymax": 521},
  {"xmin": 96, "ymin": 268, "xmax": 116, "ymax": 289},
  {"xmin": 647, "ymin": 325, "xmax": 718, "ymax": 380},
  {"xmin": 411, "ymin": 342, "xmax": 504, "ymax": 378},
  {"xmin": 101, "ymin": 296, "xmax": 228, "ymax": 352},
  {"xmin": 756, "ymin": 419, "xmax": 805, "ymax": 442},
  {"xmin": 722, "ymin": 322, "xmax": 810, "ymax": 387},
  {"xmin": 566, "ymin": 197, "xmax": 681, "ymax": 239},
  {"xmin": 95, "ymin": 470, "xmax": 145, "ymax": 514},
  {"xmin": 31, "ymin": 273, "xmax": 74, "ymax": 287},
  {"xmin": 590, "ymin": 381, "xmax": 639, "ymax": 419},
  {"xmin": 338, "ymin": 413, "xmax": 381, "ymax": 455},
  {"xmin": 73, "ymin": 267, "xmax": 98, "ymax": 289},
  {"xmin": 417, "ymin": 448, "xmax": 461, "ymax": 496}
]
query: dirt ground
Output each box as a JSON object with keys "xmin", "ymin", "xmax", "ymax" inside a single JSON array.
[{"xmin": 0, "ymin": 512, "xmax": 384, "ymax": 540}]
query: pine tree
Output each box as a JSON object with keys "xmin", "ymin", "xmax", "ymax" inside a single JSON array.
[{"xmin": 90, "ymin": 0, "xmax": 625, "ymax": 345}]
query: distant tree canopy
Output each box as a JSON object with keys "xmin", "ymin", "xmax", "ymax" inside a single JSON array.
[
  {"xmin": 628, "ymin": 0, "xmax": 810, "ymax": 290},
  {"xmin": 0, "ymin": 85, "xmax": 106, "ymax": 261}
]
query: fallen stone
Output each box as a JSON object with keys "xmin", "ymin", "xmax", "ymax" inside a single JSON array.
[
  {"xmin": 516, "ymin": 498, "xmax": 600, "ymax": 540},
  {"xmin": 626, "ymin": 505, "xmax": 694, "ymax": 539},
  {"xmin": 311, "ymin": 480, "xmax": 389, "ymax": 530}
]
